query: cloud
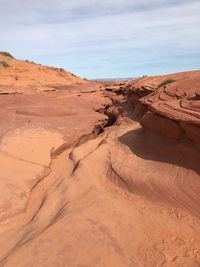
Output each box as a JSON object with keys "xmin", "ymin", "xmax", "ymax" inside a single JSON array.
[{"xmin": 0, "ymin": 0, "xmax": 199, "ymax": 78}]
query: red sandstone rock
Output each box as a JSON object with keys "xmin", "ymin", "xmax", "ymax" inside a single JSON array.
[
  {"xmin": 0, "ymin": 56, "xmax": 200, "ymax": 267},
  {"xmin": 140, "ymin": 111, "xmax": 185, "ymax": 140},
  {"xmin": 124, "ymin": 71, "xmax": 200, "ymax": 142}
]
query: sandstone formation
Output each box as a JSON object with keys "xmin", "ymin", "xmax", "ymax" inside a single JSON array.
[
  {"xmin": 125, "ymin": 71, "xmax": 200, "ymax": 143},
  {"xmin": 0, "ymin": 55, "xmax": 200, "ymax": 267}
]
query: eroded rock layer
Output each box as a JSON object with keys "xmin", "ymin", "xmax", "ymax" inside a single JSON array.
[{"xmin": 124, "ymin": 71, "xmax": 200, "ymax": 143}]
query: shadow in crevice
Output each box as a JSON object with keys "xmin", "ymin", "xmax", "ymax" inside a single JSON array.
[
  {"xmin": 119, "ymin": 127, "xmax": 200, "ymax": 175},
  {"xmin": 118, "ymin": 127, "xmax": 200, "ymax": 217}
]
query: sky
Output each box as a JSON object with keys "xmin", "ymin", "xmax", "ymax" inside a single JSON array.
[{"xmin": 0, "ymin": 0, "xmax": 200, "ymax": 79}]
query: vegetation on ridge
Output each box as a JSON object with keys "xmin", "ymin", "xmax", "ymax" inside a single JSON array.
[
  {"xmin": 158, "ymin": 79, "xmax": 176, "ymax": 88},
  {"xmin": 0, "ymin": 51, "xmax": 14, "ymax": 59}
]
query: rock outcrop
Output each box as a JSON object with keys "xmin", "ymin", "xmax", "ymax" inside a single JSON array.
[{"xmin": 125, "ymin": 71, "xmax": 200, "ymax": 143}]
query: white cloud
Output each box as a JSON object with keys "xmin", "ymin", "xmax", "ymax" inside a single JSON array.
[{"xmin": 0, "ymin": 0, "xmax": 199, "ymax": 78}]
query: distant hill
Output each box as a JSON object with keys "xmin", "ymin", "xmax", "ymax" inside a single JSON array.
[
  {"xmin": 91, "ymin": 77, "xmax": 138, "ymax": 82},
  {"xmin": 0, "ymin": 52, "xmax": 84, "ymax": 87}
]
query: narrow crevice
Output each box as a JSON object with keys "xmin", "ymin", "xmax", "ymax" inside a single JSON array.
[{"xmin": 104, "ymin": 107, "xmax": 118, "ymax": 127}]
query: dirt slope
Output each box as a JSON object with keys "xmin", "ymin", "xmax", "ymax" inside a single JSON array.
[{"xmin": 0, "ymin": 52, "xmax": 87, "ymax": 94}]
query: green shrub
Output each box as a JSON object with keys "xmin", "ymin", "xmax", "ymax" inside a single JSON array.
[
  {"xmin": 59, "ymin": 68, "xmax": 65, "ymax": 72},
  {"xmin": 0, "ymin": 51, "xmax": 14, "ymax": 59},
  {"xmin": 0, "ymin": 61, "xmax": 10, "ymax": 67},
  {"xmin": 25, "ymin": 59, "xmax": 37, "ymax": 64},
  {"xmin": 158, "ymin": 79, "xmax": 176, "ymax": 88},
  {"xmin": 70, "ymin": 72, "xmax": 77, "ymax": 77}
]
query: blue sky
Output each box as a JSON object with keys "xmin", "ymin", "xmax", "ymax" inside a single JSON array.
[{"xmin": 0, "ymin": 0, "xmax": 200, "ymax": 79}]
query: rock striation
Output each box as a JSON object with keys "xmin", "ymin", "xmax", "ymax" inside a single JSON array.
[{"xmin": 125, "ymin": 71, "xmax": 200, "ymax": 143}]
